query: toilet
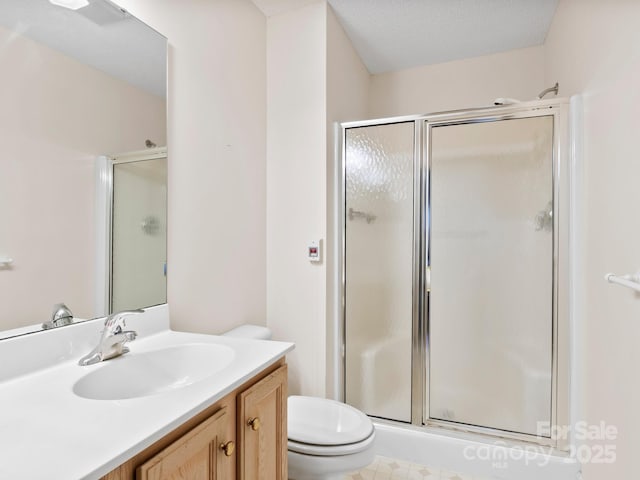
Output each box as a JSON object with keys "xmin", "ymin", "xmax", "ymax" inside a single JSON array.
[{"xmin": 224, "ymin": 325, "xmax": 376, "ymax": 480}]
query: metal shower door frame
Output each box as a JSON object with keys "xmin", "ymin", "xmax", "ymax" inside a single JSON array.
[
  {"xmin": 421, "ymin": 102, "xmax": 569, "ymax": 448},
  {"xmin": 338, "ymin": 99, "xmax": 570, "ymax": 450}
]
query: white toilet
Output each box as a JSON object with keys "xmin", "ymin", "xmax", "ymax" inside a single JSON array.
[
  {"xmin": 224, "ymin": 325, "xmax": 376, "ymax": 480},
  {"xmin": 287, "ymin": 395, "xmax": 375, "ymax": 479}
]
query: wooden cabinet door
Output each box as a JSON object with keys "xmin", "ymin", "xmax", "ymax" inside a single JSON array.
[
  {"xmin": 238, "ymin": 364, "xmax": 287, "ymax": 480},
  {"xmin": 136, "ymin": 406, "xmax": 235, "ymax": 480}
]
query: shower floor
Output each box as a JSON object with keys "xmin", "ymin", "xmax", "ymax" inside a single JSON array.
[{"xmin": 344, "ymin": 455, "xmax": 493, "ymax": 480}]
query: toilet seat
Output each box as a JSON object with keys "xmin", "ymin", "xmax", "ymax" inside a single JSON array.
[
  {"xmin": 288, "ymin": 396, "xmax": 374, "ymax": 456},
  {"xmin": 288, "ymin": 430, "xmax": 375, "ymax": 456}
]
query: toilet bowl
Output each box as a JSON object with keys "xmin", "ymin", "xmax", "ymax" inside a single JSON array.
[
  {"xmin": 288, "ymin": 395, "xmax": 375, "ymax": 480},
  {"xmin": 223, "ymin": 324, "xmax": 376, "ymax": 479}
]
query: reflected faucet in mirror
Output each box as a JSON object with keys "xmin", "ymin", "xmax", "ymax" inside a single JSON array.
[
  {"xmin": 42, "ymin": 303, "xmax": 74, "ymax": 330},
  {"xmin": 78, "ymin": 310, "xmax": 143, "ymax": 366}
]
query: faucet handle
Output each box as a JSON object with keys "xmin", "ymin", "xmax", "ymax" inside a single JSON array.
[
  {"xmin": 103, "ymin": 309, "xmax": 144, "ymax": 335},
  {"xmin": 79, "ymin": 309, "xmax": 145, "ymax": 366}
]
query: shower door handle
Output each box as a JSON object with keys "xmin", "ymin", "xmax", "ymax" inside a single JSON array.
[{"xmin": 426, "ymin": 266, "xmax": 431, "ymax": 293}]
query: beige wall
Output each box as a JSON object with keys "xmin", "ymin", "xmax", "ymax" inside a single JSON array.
[
  {"xmin": 117, "ymin": 0, "xmax": 267, "ymax": 335},
  {"xmin": 266, "ymin": 1, "xmax": 328, "ymax": 397},
  {"xmin": 110, "ymin": 0, "xmax": 550, "ymax": 403},
  {"xmin": 545, "ymin": 0, "xmax": 640, "ymax": 477},
  {"xmin": 264, "ymin": 1, "xmax": 370, "ymax": 397},
  {"xmin": 369, "ymin": 46, "xmax": 545, "ymax": 118},
  {"xmin": 72, "ymin": 1, "xmax": 640, "ymax": 475},
  {"xmin": 0, "ymin": 25, "xmax": 165, "ymax": 330},
  {"xmin": 94, "ymin": 12, "xmax": 640, "ymax": 476}
]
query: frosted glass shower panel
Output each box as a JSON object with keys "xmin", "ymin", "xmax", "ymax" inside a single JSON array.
[
  {"xmin": 344, "ymin": 122, "xmax": 415, "ymax": 423},
  {"xmin": 112, "ymin": 158, "xmax": 167, "ymax": 312},
  {"xmin": 428, "ymin": 116, "xmax": 554, "ymax": 435}
]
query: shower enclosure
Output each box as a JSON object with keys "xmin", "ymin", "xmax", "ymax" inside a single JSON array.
[
  {"xmin": 111, "ymin": 152, "xmax": 167, "ymax": 312},
  {"xmin": 95, "ymin": 148, "xmax": 168, "ymax": 315},
  {"xmin": 340, "ymin": 100, "xmax": 570, "ymax": 446}
]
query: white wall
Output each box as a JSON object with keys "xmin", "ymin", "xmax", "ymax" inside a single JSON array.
[
  {"xmin": 369, "ymin": 46, "xmax": 545, "ymax": 118},
  {"xmin": 116, "ymin": 0, "xmax": 267, "ymax": 335},
  {"xmin": 544, "ymin": 0, "xmax": 640, "ymax": 478},
  {"xmin": 0, "ymin": 25, "xmax": 165, "ymax": 330}
]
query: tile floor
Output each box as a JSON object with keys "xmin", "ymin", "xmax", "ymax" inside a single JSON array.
[{"xmin": 344, "ymin": 455, "xmax": 493, "ymax": 480}]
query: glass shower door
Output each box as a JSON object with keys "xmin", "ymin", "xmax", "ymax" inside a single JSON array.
[
  {"xmin": 111, "ymin": 157, "xmax": 167, "ymax": 312},
  {"xmin": 427, "ymin": 115, "xmax": 555, "ymax": 436},
  {"xmin": 344, "ymin": 122, "xmax": 415, "ymax": 423}
]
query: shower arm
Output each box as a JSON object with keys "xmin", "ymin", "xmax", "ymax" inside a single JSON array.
[{"xmin": 537, "ymin": 82, "xmax": 559, "ymax": 100}]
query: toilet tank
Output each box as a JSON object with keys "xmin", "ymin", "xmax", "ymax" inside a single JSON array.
[{"xmin": 222, "ymin": 324, "xmax": 272, "ymax": 340}]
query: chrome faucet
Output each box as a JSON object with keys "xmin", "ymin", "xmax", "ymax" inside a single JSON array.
[
  {"xmin": 78, "ymin": 310, "xmax": 143, "ymax": 366},
  {"xmin": 43, "ymin": 303, "xmax": 74, "ymax": 329}
]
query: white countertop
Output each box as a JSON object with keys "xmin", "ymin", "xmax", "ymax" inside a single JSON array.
[{"xmin": 0, "ymin": 306, "xmax": 294, "ymax": 480}]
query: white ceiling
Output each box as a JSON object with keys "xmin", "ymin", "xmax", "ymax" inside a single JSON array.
[
  {"xmin": 0, "ymin": 0, "xmax": 166, "ymax": 97},
  {"xmin": 252, "ymin": 0, "xmax": 320, "ymax": 17},
  {"xmin": 253, "ymin": 0, "xmax": 559, "ymax": 74},
  {"xmin": 5, "ymin": 0, "xmax": 558, "ymax": 95}
]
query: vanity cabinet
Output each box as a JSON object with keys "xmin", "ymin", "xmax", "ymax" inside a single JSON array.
[
  {"xmin": 137, "ymin": 406, "xmax": 234, "ymax": 480},
  {"xmin": 238, "ymin": 365, "xmax": 287, "ymax": 479},
  {"xmin": 101, "ymin": 361, "xmax": 287, "ymax": 480}
]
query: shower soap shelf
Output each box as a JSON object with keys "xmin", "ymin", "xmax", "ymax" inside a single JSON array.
[{"xmin": 605, "ymin": 272, "xmax": 640, "ymax": 293}]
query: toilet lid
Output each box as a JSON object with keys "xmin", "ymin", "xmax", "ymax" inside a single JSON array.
[{"xmin": 288, "ymin": 396, "xmax": 374, "ymax": 446}]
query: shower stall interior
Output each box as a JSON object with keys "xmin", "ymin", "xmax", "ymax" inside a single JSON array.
[{"xmin": 340, "ymin": 99, "xmax": 570, "ymax": 447}]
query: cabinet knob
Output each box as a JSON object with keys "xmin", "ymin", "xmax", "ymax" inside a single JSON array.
[
  {"xmin": 247, "ymin": 417, "xmax": 261, "ymax": 431},
  {"xmin": 220, "ymin": 441, "xmax": 235, "ymax": 457}
]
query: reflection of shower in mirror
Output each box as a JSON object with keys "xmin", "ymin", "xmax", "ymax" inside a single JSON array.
[
  {"xmin": 534, "ymin": 201, "xmax": 554, "ymax": 232},
  {"xmin": 0, "ymin": 257, "xmax": 14, "ymax": 268},
  {"xmin": 141, "ymin": 216, "xmax": 161, "ymax": 236},
  {"xmin": 0, "ymin": 0, "xmax": 167, "ymax": 337}
]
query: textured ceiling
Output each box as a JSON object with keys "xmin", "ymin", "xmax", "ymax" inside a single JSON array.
[
  {"xmin": 0, "ymin": 0, "xmax": 166, "ymax": 97},
  {"xmin": 253, "ymin": 0, "xmax": 559, "ymax": 74}
]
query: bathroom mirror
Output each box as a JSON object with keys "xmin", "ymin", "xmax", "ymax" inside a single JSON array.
[{"xmin": 0, "ymin": 0, "xmax": 167, "ymax": 338}]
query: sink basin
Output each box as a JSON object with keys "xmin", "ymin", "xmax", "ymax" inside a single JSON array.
[{"xmin": 73, "ymin": 343, "xmax": 235, "ymax": 400}]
